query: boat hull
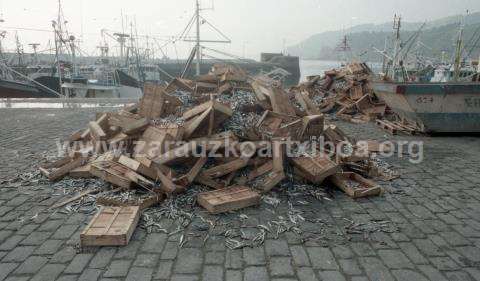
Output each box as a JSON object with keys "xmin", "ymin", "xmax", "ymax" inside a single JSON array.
[
  {"xmin": 0, "ymin": 79, "xmax": 58, "ymax": 98},
  {"xmin": 373, "ymin": 82, "xmax": 480, "ymax": 133}
]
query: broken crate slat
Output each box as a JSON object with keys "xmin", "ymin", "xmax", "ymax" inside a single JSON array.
[
  {"xmin": 40, "ymin": 157, "xmax": 87, "ymax": 181},
  {"xmin": 80, "ymin": 206, "xmax": 141, "ymax": 247},
  {"xmin": 329, "ymin": 172, "xmax": 383, "ymax": 198},
  {"xmin": 197, "ymin": 186, "xmax": 261, "ymax": 214}
]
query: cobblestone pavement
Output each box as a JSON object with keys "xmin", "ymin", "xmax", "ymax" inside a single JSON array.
[{"xmin": 1, "ymin": 108, "xmax": 480, "ymax": 281}]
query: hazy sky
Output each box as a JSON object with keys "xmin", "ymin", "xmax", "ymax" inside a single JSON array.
[{"xmin": 1, "ymin": 0, "xmax": 479, "ymax": 59}]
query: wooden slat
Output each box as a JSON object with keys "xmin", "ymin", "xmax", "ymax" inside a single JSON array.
[{"xmin": 197, "ymin": 186, "xmax": 260, "ymax": 214}]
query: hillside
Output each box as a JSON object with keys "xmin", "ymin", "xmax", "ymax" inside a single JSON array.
[{"xmin": 287, "ymin": 12, "xmax": 480, "ymax": 62}]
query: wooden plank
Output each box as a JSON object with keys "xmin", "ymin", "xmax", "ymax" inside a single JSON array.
[
  {"xmin": 153, "ymin": 141, "xmax": 197, "ymax": 165},
  {"xmin": 301, "ymin": 115, "xmax": 324, "ymax": 139},
  {"xmin": 89, "ymin": 121, "xmax": 107, "ymax": 140},
  {"xmin": 40, "ymin": 157, "xmax": 87, "ymax": 181},
  {"xmin": 174, "ymin": 157, "xmax": 207, "ymax": 187},
  {"xmin": 80, "ymin": 206, "xmax": 141, "ymax": 247},
  {"xmin": 90, "ymin": 161, "xmax": 133, "ymax": 189},
  {"xmin": 155, "ymin": 168, "xmax": 185, "ymax": 194},
  {"xmin": 197, "ymin": 186, "xmax": 260, "ymax": 214},
  {"xmin": 117, "ymin": 155, "xmax": 157, "ymax": 180},
  {"xmin": 96, "ymin": 193, "xmax": 164, "ymax": 210},
  {"xmin": 194, "ymin": 173, "xmax": 225, "ymax": 190},
  {"xmin": 69, "ymin": 165, "xmax": 92, "ymax": 178},
  {"xmin": 201, "ymin": 158, "xmax": 250, "ymax": 179},
  {"xmin": 247, "ymin": 160, "xmax": 274, "ymax": 181},
  {"xmin": 49, "ymin": 189, "xmax": 99, "ymax": 210},
  {"xmin": 256, "ymin": 170, "xmax": 285, "ymax": 193},
  {"xmin": 123, "ymin": 118, "xmax": 149, "ymax": 135},
  {"xmin": 270, "ymin": 86, "xmax": 296, "ymax": 116},
  {"xmin": 184, "ymin": 107, "xmax": 213, "ymax": 139},
  {"xmin": 272, "ymin": 140, "xmax": 285, "ymax": 172}
]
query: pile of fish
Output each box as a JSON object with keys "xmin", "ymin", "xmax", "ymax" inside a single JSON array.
[{"xmin": 37, "ymin": 63, "xmax": 399, "ymax": 247}]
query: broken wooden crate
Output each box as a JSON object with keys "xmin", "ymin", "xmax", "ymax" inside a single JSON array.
[
  {"xmin": 197, "ymin": 186, "xmax": 261, "ymax": 214},
  {"xmin": 329, "ymin": 172, "xmax": 383, "ymax": 198},
  {"xmin": 80, "ymin": 206, "xmax": 141, "ymax": 247}
]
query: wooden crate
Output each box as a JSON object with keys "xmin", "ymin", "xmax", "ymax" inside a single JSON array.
[
  {"xmin": 291, "ymin": 153, "xmax": 340, "ymax": 184},
  {"xmin": 197, "ymin": 186, "xmax": 260, "ymax": 214},
  {"xmin": 329, "ymin": 172, "xmax": 383, "ymax": 198},
  {"xmin": 80, "ymin": 206, "xmax": 141, "ymax": 247}
]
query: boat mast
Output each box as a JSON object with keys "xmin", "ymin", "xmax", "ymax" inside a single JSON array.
[
  {"xmin": 453, "ymin": 14, "xmax": 465, "ymax": 82},
  {"xmin": 195, "ymin": 0, "xmax": 201, "ymax": 76},
  {"xmin": 391, "ymin": 14, "xmax": 401, "ymax": 81}
]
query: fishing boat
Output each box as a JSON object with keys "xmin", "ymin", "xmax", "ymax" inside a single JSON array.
[
  {"xmin": 373, "ymin": 81, "xmax": 480, "ymax": 133},
  {"xmin": 372, "ymin": 15, "xmax": 480, "ymax": 133}
]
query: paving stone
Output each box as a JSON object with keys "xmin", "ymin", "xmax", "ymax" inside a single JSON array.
[
  {"xmin": 225, "ymin": 249, "xmax": 243, "ymax": 269},
  {"xmin": 350, "ymin": 243, "xmax": 375, "ymax": 257},
  {"xmin": 244, "ymin": 266, "xmax": 268, "ymax": 281},
  {"xmin": 173, "ymin": 248, "xmax": 203, "ymax": 274},
  {"xmin": 4, "ymin": 277, "xmax": 31, "ymax": 281},
  {"xmin": 37, "ymin": 220, "xmax": 64, "ymax": 232},
  {"xmin": 78, "ymin": 269, "xmax": 102, "ymax": 281},
  {"xmin": 154, "ymin": 260, "xmax": 173, "ymax": 280},
  {"xmin": 14, "ymin": 256, "xmax": 48, "ymax": 274},
  {"xmin": 465, "ymin": 268, "xmax": 480, "ymax": 281},
  {"xmin": 170, "ymin": 275, "xmax": 199, "ymax": 281},
  {"xmin": 439, "ymin": 231, "xmax": 471, "ymax": 246},
  {"xmin": 125, "ymin": 267, "xmax": 153, "ymax": 281},
  {"xmin": 114, "ymin": 240, "xmax": 140, "ymax": 260},
  {"xmin": 296, "ymin": 267, "xmax": 316, "ymax": 281},
  {"xmin": 205, "ymin": 251, "xmax": 225, "ymax": 265},
  {"xmin": 378, "ymin": 249, "xmax": 414, "ymax": 269},
  {"xmin": 290, "ymin": 246, "xmax": 310, "ymax": 267},
  {"xmin": 317, "ymin": 271, "xmax": 346, "ymax": 281},
  {"xmin": 202, "ymin": 265, "xmax": 223, "ymax": 281},
  {"xmin": 0, "ymin": 263, "xmax": 18, "ymax": 281},
  {"xmin": 64, "ymin": 253, "xmax": 94, "ymax": 274},
  {"xmin": 134, "ymin": 254, "xmax": 159, "ymax": 268},
  {"xmin": 52, "ymin": 224, "xmax": 79, "ymax": 240},
  {"xmin": 456, "ymin": 246, "xmax": 480, "ymax": 263},
  {"xmin": 15, "ymin": 224, "xmax": 38, "ymax": 235},
  {"xmin": 265, "ymin": 240, "xmax": 290, "ymax": 256},
  {"xmin": 358, "ymin": 257, "xmax": 395, "ymax": 281},
  {"xmin": 445, "ymin": 271, "xmax": 475, "ymax": 281},
  {"xmin": 331, "ymin": 245, "xmax": 354, "ymax": 259},
  {"xmin": 392, "ymin": 269, "xmax": 429, "ymax": 281},
  {"xmin": 0, "ymin": 235, "xmax": 24, "ymax": 251},
  {"xmin": 142, "ymin": 233, "xmax": 167, "ymax": 253},
  {"xmin": 161, "ymin": 241, "xmax": 179, "ymax": 260},
  {"xmin": 226, "ymin": 270, "xmax": 242, "ymax": 281},
  {"xmin": 34, "ymin": 239, "xmax": 63, "ymax": 255},
  {"xmin": 306, "ymin": 247, "xmax": 338, "ymax": 270},
  {"xmin": 338, "ymin": 259, "xmax": 362, "ymax": 275},
  {"xmin": 55, "ymin": 275, "xmax": 79, "ymax": 281},
  {"xmin": 243, "ymin": 247, "xmax": 266, "ymax": 265},
  {"xmin": 50, "ymin": 246, "xmax": 77, "ymax": 264},
  {"xmin": 350, "ymin": 277, "xmax": 369, "ymax": 281},
  {"xmin": 104, "ymin": 260, "xmax": 131, "ymax": 278},
  {"xmin": 30, "ymin": 264, "xmax": 65, "ymax": 281},
  {"xmin": 269, "ymin": 257, "xmax": 294, "ymax": 277},
  {"xmin": 88, "ymin": 247, "xmax": 116, "ymax": 269},
  {"xmin": 2, "ymin": 246, "xmax": 36, "ymax": 262},
  {"xmin": 20, "ymin": 232, "xmax": 51, "ymax": 246},
  {"xmin": 413, "ymin": 239, "xmax": 445, "ymax": 257},
  {"xmin": 0, "ymin": 231, "xmax": 13, "ymax": 243},
  {"xmin": 429, "ymin": 256, "xmax": 461, "ymax": 271}
]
